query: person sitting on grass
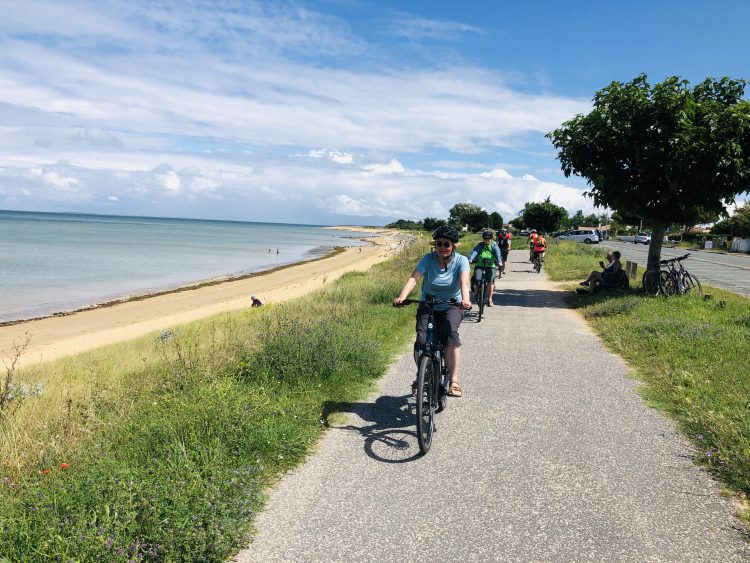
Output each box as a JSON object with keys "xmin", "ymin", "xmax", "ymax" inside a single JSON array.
[
  {"xmin": 250, "ymin": 295, "xmax": 263, "ymax": 307},
  {"xmin": 580, "ymin": 251, "xmax": 622, "ymax": 288}
]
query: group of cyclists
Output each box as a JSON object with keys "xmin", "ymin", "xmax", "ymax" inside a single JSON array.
[{"xmin": 394, "ymin": 225, "xmax": 547, "ymax": 398}]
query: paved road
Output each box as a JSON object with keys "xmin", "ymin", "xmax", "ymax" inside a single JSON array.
[
  {"xmin": 599, "ymin": 240, "xmax": 750, "ymax": 298},
  {"xmin": 234, "ymin": 250, "xmax": 749, "ymax": 562}
]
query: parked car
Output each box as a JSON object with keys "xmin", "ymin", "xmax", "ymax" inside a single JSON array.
[
  {"xmin": 555, "ymin": 229, "xmax": 600, "ymax": 244},
  {"xmin": 634, "ymin": 233, "xmax": 651, "ymax": 244}
]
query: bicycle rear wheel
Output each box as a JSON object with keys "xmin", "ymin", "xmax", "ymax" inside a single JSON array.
[
  {"xmin": 683, "ymin": 273, "xmax": 702, "ymax": 296},
  {"xmin": 478, "ymin": 282, "xmax": 485, "ymax": 321},
  {"xmin": 415, "ymin": 355, "xmax": 435, "ymax": 454},
  {"xmin": 642, "ymin": 269, "xmax": 661, "ymax": 295},
  {"xmin": 534, "ymin": 255, "xmax": 542, "ymax": 273},
  {"xmin": 659, "ymin": 270, "xmax": 677, "ymax": 296}
]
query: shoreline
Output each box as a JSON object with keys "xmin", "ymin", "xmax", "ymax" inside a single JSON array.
[
  {"xmin": 0, "ymin": 247, "xmax": 347, "ymax": 328},
  {"xmin": 1, "ymin": 228, "xmax": 411, "ymax": 369}
]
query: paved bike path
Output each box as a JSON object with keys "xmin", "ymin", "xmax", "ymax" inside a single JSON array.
[{"xmin": 235, "ymin": 250, "xmax": 749, "ymax": 562}]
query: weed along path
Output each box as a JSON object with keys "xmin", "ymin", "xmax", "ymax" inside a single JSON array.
[{"xmin": 235, "ymin": 249, "xmax": 749, "ymax": 562}]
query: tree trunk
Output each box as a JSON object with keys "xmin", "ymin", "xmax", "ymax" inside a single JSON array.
[{"xmin": 647, "ymin": 221, "xmax": 666, "ymax": 272}]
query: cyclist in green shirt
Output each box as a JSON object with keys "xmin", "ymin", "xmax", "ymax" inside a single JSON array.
[{"xmin": 467, "ymin": 230, "xmax": 503, "ymax": 307}]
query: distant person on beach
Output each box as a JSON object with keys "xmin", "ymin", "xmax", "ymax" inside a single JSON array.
[
  {"xmin": 250, "ymin": 295, "xmax": 263, "ymax": 307},
  {"xmin": 580, "ymin": 251, "xmax": 621, "ymax": 287},
  {"xmin": 393, "ymin": 225, "xmax": 470, "ymax": 398},
  {"xmin": 276, "ymin": 249, "xmax": 279, "ymax": 255}
]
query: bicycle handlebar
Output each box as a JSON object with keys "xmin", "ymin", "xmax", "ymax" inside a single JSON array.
[
  {"xmin": 394, "ymin": 297, "xmax": 470, "ymax": 310},
  {"xmin": 659, "ymin": 253, "xmax": 690, "ymax": 265}
]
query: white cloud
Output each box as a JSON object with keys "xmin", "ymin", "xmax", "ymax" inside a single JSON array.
[
  {"xmin": 362, "ymin": 159, "xmax": 406, "ymax": 174},
  {"xmin": 329, "ymin": 151, "xmax": 353, "ymax": 164},
  {"xmin": 108, "ymin": 195, "xmax": 119, "ymax": 201}
]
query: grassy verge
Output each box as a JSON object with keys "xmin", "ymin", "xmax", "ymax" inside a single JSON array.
[
  {"xmin": 0, "ymin": 235, "xmax": 431, "ymax": 561},
  {"xmin": 546, "ymin": 240, "xmax": 750, "ymax": 520}
]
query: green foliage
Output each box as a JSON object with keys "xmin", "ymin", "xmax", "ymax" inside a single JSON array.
[
  {"xmin": 488, "ymin": 211, "xmax": 504, "ymax": 229},
  {"xmin": 448, "ymin": 202, "xmax": 488, "ymax": 232},
  {"xmin": 520, "ymin": 197, "xmax": 568, "ymax": 233},
  {"xmin": 0, "ymin": 239, "xmax": 425, "ymax": 560},
  {"xmin": 422, "ymin": 217, "xmax": 446, "ymax": 231},
  {"xmin": 549, "ymin": 74, "xmax": 750, "ymax": 227},
  {"xmin": 385, "ymin": 219, "xmax": 422, "ymax": 230},
  {"xmin": 712, "ymin": 202, "xmax": 750, "ymax": 237}
]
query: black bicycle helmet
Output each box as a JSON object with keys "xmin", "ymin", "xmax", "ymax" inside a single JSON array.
[
  {"xmin": 482, "ymin": 230, "xmax": 494, "ymax": 239},
  {"xmin": 432, "ymin": 225, "xmax": 460, "ymax": 243}
]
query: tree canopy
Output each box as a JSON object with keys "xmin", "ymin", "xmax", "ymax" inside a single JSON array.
[
  {"xmin": 449, "ymin": 202, "xmax": 489, "ymax": 232},
  {"xmin": 548, "ymin": 74, "xmax": 750, "ymax": 270},
  {"xmin": 520, "ymin": 197, "xmax": 568, "ymax": 233},
  {"xmin": 712, "ymin": 203, "xmax": 750, "ymax": 237}
]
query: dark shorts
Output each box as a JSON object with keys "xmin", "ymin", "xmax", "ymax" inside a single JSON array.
[
  {"xmin": 414, "ymin": 303, "xmax": 464, "ymax": 350},
  {"xmin": 500, "ymin": 249, "xmax": 509, "ymax": 262},
  {"xmin": 473, "ymin": 265, "xmax": 498, "ymax": 284}
]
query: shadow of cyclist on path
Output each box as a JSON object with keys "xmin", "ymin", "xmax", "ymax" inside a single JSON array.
[{"xmin": 322, "ymin": 394, "xmax": 423, "ymax": 464}]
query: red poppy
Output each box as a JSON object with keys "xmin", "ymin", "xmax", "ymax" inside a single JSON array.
[
  {"xmin": 60, "ymin": 463, "xmax": 69, "ymax": 470},
  {"xmin": 42, "ymin": 469, "xmax": 50, "ymax": 475}
]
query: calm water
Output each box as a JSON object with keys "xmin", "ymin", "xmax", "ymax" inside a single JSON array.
[{"xmin": 0, "ymin": 210, "xmax": 366, "ymax": 323}]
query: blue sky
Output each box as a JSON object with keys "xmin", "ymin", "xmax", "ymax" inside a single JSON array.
[{"xmin": 0, "ymin": 0, "xmax": 748, "ymax": 225}]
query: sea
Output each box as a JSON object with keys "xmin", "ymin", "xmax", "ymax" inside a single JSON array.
[{"xmin": 0, "ymin": 210, "xmax": 369, "ymax": 324}]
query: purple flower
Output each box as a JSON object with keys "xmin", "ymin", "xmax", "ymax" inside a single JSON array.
[{"xmin": 696, "ymin": 433, "xmax": 704, "ymax": 440}]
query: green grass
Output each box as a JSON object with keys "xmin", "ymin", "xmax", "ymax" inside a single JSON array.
[
  {"xmin": 546, "ymin": 239, "xmax": 750, "ymax": 515},
  {"xmin": 0, "ymin": 235, "xmax": 434, "ymax": 561}
]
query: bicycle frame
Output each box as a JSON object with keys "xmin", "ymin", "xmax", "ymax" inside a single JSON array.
[{"xmin": 396, "ymin": 296, "xmax": 458, "ymax": 454}]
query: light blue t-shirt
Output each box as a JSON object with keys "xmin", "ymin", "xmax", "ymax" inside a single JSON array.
[{"xmin": 416, "ymin": 251, "xmax": 470, "ymax": 309}]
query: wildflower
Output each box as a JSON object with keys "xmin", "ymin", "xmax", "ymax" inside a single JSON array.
[
  {"xmin": 60, "ymin": 463, "xmax": 69, "ymax": 470},
  {"xmin": 705, "ymin": 448, "xmax": 716, "ymax": 458},
  {"xmin": 42, "ymin": 469, "xmax": 50, "ymax": 475},
  {"xmin": 696, "ymin": 433, "xmax": 704, "ymax": 441}
]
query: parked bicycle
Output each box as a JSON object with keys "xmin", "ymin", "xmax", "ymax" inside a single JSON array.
[
  {"xmin": 394, "ymin": 296, "xmax": 464, "ymax": 454},
  {"xmin": 642, "ymin": 253, "xmax": 702, "ymax": 296}
]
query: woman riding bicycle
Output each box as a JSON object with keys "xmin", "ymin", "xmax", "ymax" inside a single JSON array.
[
  {"xmin": 394, "ymin": 225, "xmax": 471, "ymax": 397},
  {"xmin": 467, "ymin": 230, "xmax": 503, "ymax": 306}
]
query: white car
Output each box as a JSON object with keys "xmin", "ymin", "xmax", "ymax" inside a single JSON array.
[
  {"xmin": 634, "ymin": 233, "xmax": 651, "ymax": 244},
  {"xmin": 555, "ymin": 229, "xmax": 600, "ymax": 244}
]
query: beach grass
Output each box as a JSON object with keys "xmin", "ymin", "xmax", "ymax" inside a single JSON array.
[
  {"xmin": 545, "ymin": 239, "xmax": 750, "ymax": 518},
  {"xmin": 0, "ymin": 234, "xmax": 431, "ymax": 561}
]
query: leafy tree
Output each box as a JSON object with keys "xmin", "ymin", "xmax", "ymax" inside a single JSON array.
[
  {"xmin": 583, "ymin": 213, "xmax": 605, "ymax": 227},
  {"xmin": 449, "ymin": 202, "xmax": 488, "ymax": 232},
  {"xmin": 509, "ymin": 216, "xmax": 525, "ymax": 230},
  {"xmin": 569, "ymin": 210, "xmax": 586, "ymax": 229},
  {"xmin": 422, "ymin": 217, "xmax": 446, "ymax": 231},
  {"xmin": 548, "ymin": 74, "xmax": 750, "ymax": 272},
  {"xmin": 520, "ymin": 197, "xmax": 568, "ymax": 233},
  {"xmin": 385, "ymin": 219, "xmax": 422, "ymax": 230},
  {"xmin": 712, "ymin": 202, "xmax": 750, "ymax": 237},
  {"xmin": 488, "ymin": 211, "xmax": 504, "ymax": 229}
]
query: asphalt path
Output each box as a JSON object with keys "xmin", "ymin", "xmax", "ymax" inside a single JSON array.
[
  {"xmin": 234, "ymin": 249, "xmax": 749, "ymax": 562},
  {"xmin": 598, "ymin": 240, "xmax": 750, "ymax": 298}
]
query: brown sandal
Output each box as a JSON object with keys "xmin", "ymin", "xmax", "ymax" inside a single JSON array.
[{"xmin": 448, "ymin": 381, "xmax": 463, "ymax": 397}]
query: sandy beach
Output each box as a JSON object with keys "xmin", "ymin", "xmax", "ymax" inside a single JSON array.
[{"xmin": 1, "ymin": 228, "xmax": 410, "ymax": 369}]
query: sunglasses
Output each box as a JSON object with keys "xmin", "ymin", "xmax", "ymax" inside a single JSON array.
[{"xmin": 435, "ymin": 241, "xmax": 453, "ymax": 248}]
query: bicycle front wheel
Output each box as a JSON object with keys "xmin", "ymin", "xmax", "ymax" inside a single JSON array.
[
  {"xmin": 478, "ymin": 282, "xmax": 485, "ymax": 321},
  {"xmin": 415, "ymin": 355, "xmax": 435, "ymax": 454},
  {"xmin": 683, "ymin": 273, "xmax": 703, "ymax": 296}
]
